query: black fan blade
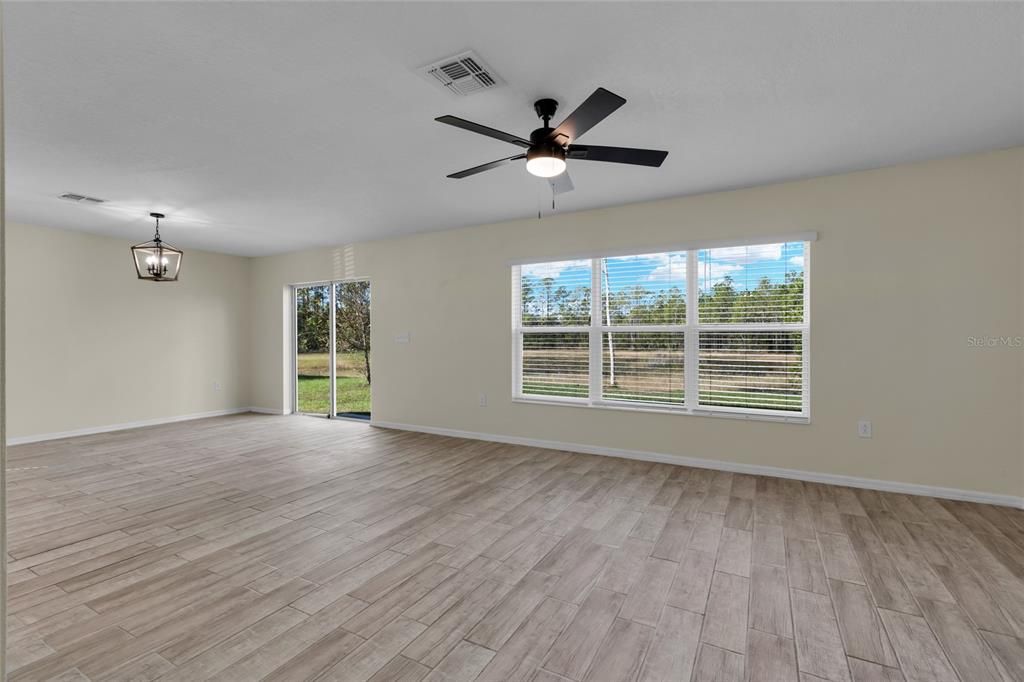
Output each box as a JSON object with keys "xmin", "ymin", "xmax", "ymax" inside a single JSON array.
[
  {"xmin": 546, "ymin": 88, "xmax": 626, "ymax": 144},
  {"xmin": 549, "ymin": 171, "xmax": 574, "ymax": 195},
  {"xmin": 567, "ymin": 145, "xmax": 668, "ymax": 167},
  {"xmin": 435, "ymin": 116, "xmax": 531, "ymax": 148},
  {"xmin": 447, "ymin": 154, "xmax": 526, "ymax": 179}
]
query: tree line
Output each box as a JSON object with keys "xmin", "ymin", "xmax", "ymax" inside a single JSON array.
[
  {"xmin": 521, "ymin": 272, "xmax": 804, "ymax": 353},
  {"xmin": 296, "ymin": 282, "xmax": 371, "ymax": 383}
]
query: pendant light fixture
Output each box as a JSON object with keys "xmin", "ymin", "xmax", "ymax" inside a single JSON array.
[{"xmin": 130, "ymin": 212, "xmax": 182, "ymax": 282}]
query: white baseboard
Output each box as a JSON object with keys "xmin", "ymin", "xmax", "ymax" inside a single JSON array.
[
  {"xmin": 10, "ymin": 412, "xmax": 1020, "ymax": 509},
  {"xmin": 248, "ymin": 406, "xmax": 289, "ymax": 415},
  {"xmin": 371, "ymin": 419, "xmax": 1024, "ymax": 510},
  {"xmin": 6, "ymin": 408, "xmax": 254, "ymax": 446}
]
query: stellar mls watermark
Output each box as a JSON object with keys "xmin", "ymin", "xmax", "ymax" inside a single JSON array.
[{"xmin": 967, "ymin": 336, "xmax": 1024, "ymax": 348}]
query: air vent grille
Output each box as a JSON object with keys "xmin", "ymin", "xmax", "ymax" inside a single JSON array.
[
  {"xmin": 59, "ymin": 192, "xmax": 106, "ymax": 204},
  {"xmin": 419, "ymin": 50, "xmax": 504, "ymax": 96}
]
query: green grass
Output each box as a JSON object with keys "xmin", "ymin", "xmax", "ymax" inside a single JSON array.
[
  {"xmin": 297, "ymin": 351, "xmax": 366, "ymax": 376},
  {"xmin": 699, "ymin": 391, "xmax": 801, "ymax": 410},
  {"xmin": 297, "ymin": 349, "xmax": 799, "ymax": 414},
  {"xmin": 297, "ymin": 376, "xmax": 371, "ymax": 414},
  {"xmin": 522, "ymin": 382, "xmax": 589, "ymax": 399},
  {"xmin": 296, "ymin": 351, "xmax": 371, "ymax": 414},
  {"xmin": 522, "ymin": 382, "xmax": 800, "ymax": 411},
  {"xmin": 604, "ymin": 387, "xmax": 684, "ymax": 405}
]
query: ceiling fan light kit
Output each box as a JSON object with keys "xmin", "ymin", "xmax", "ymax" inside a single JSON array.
[
  {"xmin": 436, "ymin": 87, "xmax": 669, "ymax": 195},
  {"xmin": 525, "ymin": 146, "xmax": 566, "ymax": 178}
]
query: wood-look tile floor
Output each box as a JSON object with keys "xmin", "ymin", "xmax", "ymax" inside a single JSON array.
[{"xmin": 5, "ymin": 415, "xmax": 1024, "ymax": 681}]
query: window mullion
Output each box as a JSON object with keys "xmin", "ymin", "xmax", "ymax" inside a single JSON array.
[
  {"xmin": 803, "ymin": 244, "xmax": 811, "ymax": 419},
  {"xmin": 802, "ymin": 328, "xmax": 810, "ymax": 419},
  {"xmin": 511, "ymin": 265, "xmax": 521, "ymax": 399},
  {"xmin": 328, "ymin": 283, "xmax": 337, "ymax": 418},
  {"xmin": 685, "ymin": 250, "xmax": 698, "ymax": 410},
  {"xmin": 512, "ymin": 331, "xmax": 521, "ymax": 400},
  {"xmin": 589, "ymin": 258, "xmax": 601, "ymax": 404}
]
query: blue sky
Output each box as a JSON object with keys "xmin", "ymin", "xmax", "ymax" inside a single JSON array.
[{"xmin": 522, "ymin": 241, "xmax": 805, "ymax": 295}]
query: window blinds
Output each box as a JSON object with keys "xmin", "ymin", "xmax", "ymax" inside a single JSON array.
[
  {"xmin": 603, "ymin": 331, "xmax": 685, "ymax": 405},
  {"xmin": 521, "ymin": 332, "xmax": 589, "ymax": 399},
  {"xmin": 514, "ymin": 240, "xmax": 809, "ymax": 419},
  {"xmin": 519, "ymin": 260, "xmax": 591, "ymax": 327}
]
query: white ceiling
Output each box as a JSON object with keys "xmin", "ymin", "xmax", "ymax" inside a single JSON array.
[{"xmin": 6, "ymin": 2, "xmax": 1023, "ymax": 256}]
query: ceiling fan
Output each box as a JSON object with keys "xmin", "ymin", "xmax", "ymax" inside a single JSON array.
[{"xmin": 436, "ymin": 87, "xmax": 668, "ymax": 195}]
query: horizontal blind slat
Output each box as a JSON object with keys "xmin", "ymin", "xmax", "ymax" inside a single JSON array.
[
  {"xmin": 601, "ymin": 252, "xmax": 687, "ymax": 326},
  {"xmin": 521, "ymin": 332, "xmax": 589, "ymax": 399},
  {"xmin": 602, "ymin": 331, "xmax": 684, "ymax": 406},
  {"xmin": 698, "ymin": 330, "xmax": 803, "ymax": 412},
  {"xmin": 520, "ymin": 259, "xmax": 592, "ymax": 327},
  {"xmin": 698, "ymin": 241, "xmax": 805, "ymax": 324}
]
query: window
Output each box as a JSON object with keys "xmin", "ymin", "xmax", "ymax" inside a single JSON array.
[{"xmin": 512, "ymin": 238, "xmax": 810, "ymax": 421}]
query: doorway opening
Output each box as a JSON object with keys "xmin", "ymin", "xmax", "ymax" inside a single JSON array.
[{"xmin": 294, "ymin": 280, "xmax": 371, "ymax": 420}]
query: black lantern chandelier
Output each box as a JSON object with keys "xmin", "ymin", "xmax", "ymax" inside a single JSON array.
[{"xmin": 130, "ymin": 212, "xmax": 182, "ymax": 282}]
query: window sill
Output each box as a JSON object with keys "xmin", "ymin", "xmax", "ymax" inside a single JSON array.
[{"xmin": 511, "ymin": 396, "xmax": 810, "ymax": 424}]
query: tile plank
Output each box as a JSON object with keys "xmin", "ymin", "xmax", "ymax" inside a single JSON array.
[
  {"xmin": 542, "ymin": 588, "xmax": 625, "ymax": 680},
  {"xmin": 638, "ymin": 606, "xmax": 702, "ymax": 682},
  {"xmin": 746, "ymin": 629, "xmax": 798, "ymax": 682},
  {"xmin": 829, "ymin": 579, "xmax": 897, "ymax": 667},
  {"xmin": 701, "ymin": 571, "xmax": 749, "ymax": 654},
  {"xmin": 582, "ymin": 618, "xmax": 653, "ymax": 682},
  {"xmin": 917, "ymin": 598, "xmax": 1008, "ymax": 682},
  {"xmin": 749, "ymin": 563, "xmax": 793, "ymax": 638},
  {"xmin": 876, "ymin": 609, "xmax": 958, "ymax": 682},
  {"xmin": 790, "ymin": 588, "xmax": 850, "ymax": 682}
]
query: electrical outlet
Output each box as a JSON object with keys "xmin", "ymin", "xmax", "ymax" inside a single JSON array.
[
  {"xmin": 213, "ymin": 381, "xmax": 222, "ymax": 392},
  {"xmin": 858, "ymin": 420, "xmax": 872, "ymax": 438},
  {"xmin": 478, "ymin": 393, "xmax": 487, "ymax": 407},
  {"xmin": 394, "ymin": 332, "xmax": 411, "ymax": 344}
]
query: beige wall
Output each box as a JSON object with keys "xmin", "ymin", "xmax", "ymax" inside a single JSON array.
[
  {"xmin": 5, "ymin": 222, "xmax": 251, "ymax": 440},
  {"xmin": 5, "ymin": 150, "xmax": 1020, "ymax": 499},
  {"xmin": 250, "ymin": 148, "xmax": 1024, "ymax": 499}
]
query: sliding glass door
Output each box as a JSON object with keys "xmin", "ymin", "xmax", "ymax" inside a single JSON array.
[
  {"xmin": 294, "ymin": 280, "xmax": 371, "ymax": 419},
  {"xmin": 335, "ymin": 281, "xmax": 371, "ymax": 419},
  {"xmin": 295, "ymin": 284, "xmax": 333, "ymax": 414}
]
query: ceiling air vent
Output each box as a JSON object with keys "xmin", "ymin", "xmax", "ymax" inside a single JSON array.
[
  {"xmin": 59, "ymin": 192, "xmax": 106, "ymax": 204},
  {"xmin": 419, "ymin": 51, "xmax": 504, "ymax": 96}
]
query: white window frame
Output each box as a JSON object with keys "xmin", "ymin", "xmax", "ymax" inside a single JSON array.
[{"xmin": 511, "ymin": 234, "xmax": 813, "ymax": 424}]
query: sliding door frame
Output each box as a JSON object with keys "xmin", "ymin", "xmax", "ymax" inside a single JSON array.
[{"xmin": 291, "ymin": 277, "xmax": 371, "ymax": 419}]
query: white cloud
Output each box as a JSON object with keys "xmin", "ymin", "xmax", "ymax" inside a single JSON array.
[
  {"xmin": 788, "ymin": 255, "xmax": 805, "ymax": 267},
  {"xmin": 702, "ymin": 263, "xmax": 743, "ymax": 282},
  {"xmin": 522, "ymin": 259, "xmax": 589, "ymax": 280},
  {"xmin": 710, "ymin": 243, "xmax": 783, "ymax": 262},
  {"xmin": 644, "ymin": 252, "xmax": 687, "ymax": 283}
]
